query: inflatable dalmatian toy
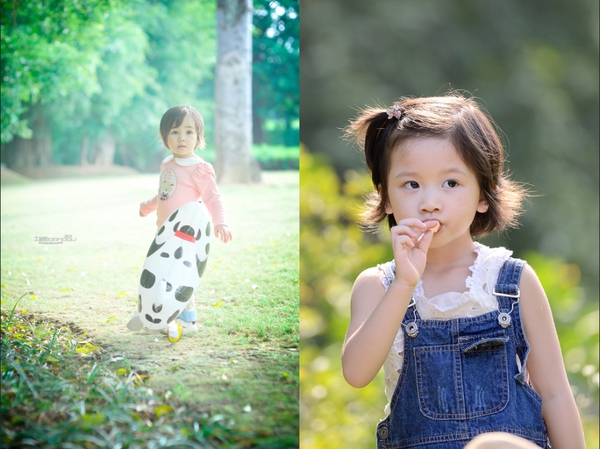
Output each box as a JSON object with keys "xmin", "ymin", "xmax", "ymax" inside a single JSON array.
[{"xmin": 127, "ymin": 201, "xmax": 211, "ymax": 341}]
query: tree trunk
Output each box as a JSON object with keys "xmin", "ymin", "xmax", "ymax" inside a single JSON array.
[
  {"xmin": 215, "ymin": 0, "xmax": 261, "ymax": 184},
  {"xmin": 90, "ymin": 132, "xmax": 116, "ymax": 166},
  {"xmin": 80, "ymin": 136, "xmax": 90, "ymax": 166},
  {"xmin": 3, "ymin": 104, "xmax": 52, "ymax": 169}
]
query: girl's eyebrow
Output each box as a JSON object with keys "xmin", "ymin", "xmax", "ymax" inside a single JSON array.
[{"xmin": 393, "ymin": 167, "xmax": 468, "ymax": 178}]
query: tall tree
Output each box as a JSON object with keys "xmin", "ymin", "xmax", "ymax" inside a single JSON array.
[
  {"xmin": 0, "ymin": 0, "xmax": 110, "ymax": 167},
  {"xmin": 215, "ymin": 0, "xmax": 260, "ymax": 183}
]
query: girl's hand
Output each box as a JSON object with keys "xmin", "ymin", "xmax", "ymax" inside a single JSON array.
[
  {"xmin": 214, "ymin": 225, "xmax": 232, "ymax": 243},
  {"xmin": 390, "ymin": 218, "xmax": 439, "ymax": 289}
]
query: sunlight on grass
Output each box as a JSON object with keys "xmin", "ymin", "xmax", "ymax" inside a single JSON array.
[{"xmin": 1, "ymin": 171, "xmax": 299, "ymax": 447}]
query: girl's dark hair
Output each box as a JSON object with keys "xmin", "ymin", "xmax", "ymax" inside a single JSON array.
[
  {"xmin": 159, "ymin": 105, "xmax": 206, "ymax": 150},
  {"xmin": 343, "ymin": 92, "xmax": 528, "ymax": 237}
]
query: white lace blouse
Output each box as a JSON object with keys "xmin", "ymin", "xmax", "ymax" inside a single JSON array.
[{"xmin": 378, "ymin": 243, "xmax": 512, "ymax": 416}]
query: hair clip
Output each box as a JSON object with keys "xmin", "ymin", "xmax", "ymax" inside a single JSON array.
[{"xmin": 386, "ymin": 102, "xmax": 405, "ymax": 121}]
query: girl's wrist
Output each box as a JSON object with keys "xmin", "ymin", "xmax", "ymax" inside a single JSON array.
[{"xmin": 388, "ymin": 278, "xmax": 418, "ymax": 301}]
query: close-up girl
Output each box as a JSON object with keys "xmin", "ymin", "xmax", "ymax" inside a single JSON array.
[{"xmin": 341, "ymin": 93, "xmax": 585, "ymax": 448}]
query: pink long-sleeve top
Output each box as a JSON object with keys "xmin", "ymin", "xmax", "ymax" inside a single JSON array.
[{"xmin": 140, "ymin": 155, "xmax": 227, "ymax": 228}]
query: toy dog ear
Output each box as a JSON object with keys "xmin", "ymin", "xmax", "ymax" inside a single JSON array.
[{"xmin": 168, "ymin": 210, "xmax": 179, "ymax": 222}]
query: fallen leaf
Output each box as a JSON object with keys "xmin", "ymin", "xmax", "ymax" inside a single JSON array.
[
  {"xmin": 154, "ymin": 405, "xmax": 174, "ymax": 418},
  {"xmin": 116, "ymin": 291, "xmax": 128, "ymax": 297},
  {"xmin": 213, "ymin": 301, "xmax": 223, "ymax": 307},
  {"xmin": 116, "ymin": 368, "xmax": 128, "ymax": 376},
  {"xmin": 85, "ymin": 342, "xmax": 101, "ymax": 351}
]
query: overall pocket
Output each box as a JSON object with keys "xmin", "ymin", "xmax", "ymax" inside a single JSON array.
[{"xmin": 414, "ymin": 331, "xmax": 510, "ymax": 420}]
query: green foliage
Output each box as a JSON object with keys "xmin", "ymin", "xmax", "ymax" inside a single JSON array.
[
  {"xmin": 253, "ymin": 0, "xmax": 299, "ymax": 146},
  {"xmin": 201, "ymin": 144, "xmax": 299, "ymax": 171},
  {"xmin": 1, "ymin": 302, "xmax": 244, "ymax": 448},
  {"xmin": 0, "ymin": 0, "xmax": 111, "ymax": 143},
  {"xmin": 299, "ymin": 147, "xmax": 599, "ymax": 448}
]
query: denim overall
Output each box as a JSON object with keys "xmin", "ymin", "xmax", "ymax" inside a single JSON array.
[{"xmin": 376, "ymin": 258, "xmax": 549, "ymax": 448}]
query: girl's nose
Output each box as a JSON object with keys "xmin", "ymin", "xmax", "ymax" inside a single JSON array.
[{"xmin": 420, "ymin": 189, "xmax": 441, "ymax": 213}]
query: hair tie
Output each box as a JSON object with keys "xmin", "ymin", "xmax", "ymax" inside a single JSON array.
[{"xmin": 386, "ymin": 102, "xmax": 405, "ymax": 122}]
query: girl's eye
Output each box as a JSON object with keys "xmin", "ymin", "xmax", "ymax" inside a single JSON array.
[
  {"xmin": 443, "ymin": 179, "xmax": 459, "ymax": 188},
  {"xmin": 170, "ymin": 130, "xmax": 178, "ymax": 135},
  {"xmin": 403, "ymin": 181, "xmax": 420, "ymax": 190}
]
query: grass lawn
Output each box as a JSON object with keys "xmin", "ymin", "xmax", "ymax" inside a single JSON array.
[{"xmin": 1, "ymin": 170, "xmax": 299, "ymax": 447}]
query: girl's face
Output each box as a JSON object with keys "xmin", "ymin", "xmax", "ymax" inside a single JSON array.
[
  {"xmin": 384, "ymin": 137, "xmax": 488, "ymax": 248},
  {"xmin": 166, "ymin": 114, "xmax": 199, "ymax": 158}
]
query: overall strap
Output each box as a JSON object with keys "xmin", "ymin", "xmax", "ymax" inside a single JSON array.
[{"xmin": 493, "ymin": 257, "xmax": 525, "ymax": 328}]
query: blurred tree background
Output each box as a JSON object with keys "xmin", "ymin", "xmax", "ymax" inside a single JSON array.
[
  {"xmin": 1, "ymin": 0, "xmax": 299, "ymax": 173},
  {"xmin": 299, "ymin": 0, "xmax": 599, "ymax": 448}
]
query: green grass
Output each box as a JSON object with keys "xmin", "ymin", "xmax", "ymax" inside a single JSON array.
[{"xmin": 1, "ymin": 171, "xmax": 299, "ymax": 447}]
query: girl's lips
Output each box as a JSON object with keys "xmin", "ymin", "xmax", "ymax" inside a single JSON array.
[
  {"xmin": 423, "ymin": 219, "xmax": 441, "ymax": 233},
  {"xmin": 417, "ymin": 220, "xmax": 441, "ymax": 242}
]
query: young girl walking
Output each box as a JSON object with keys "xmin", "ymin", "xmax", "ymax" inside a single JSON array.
[
  {"xmin": 139, "ymin": 105, "xmax": 232, "ymax": 339},
  {"xmin": 341, "ymin": 93, "xmax": 585, "ymax": 448}
]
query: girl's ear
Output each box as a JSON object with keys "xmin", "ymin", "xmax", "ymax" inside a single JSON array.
[{"xmin": 477, "ymin": 196, "xmax": 489, "ymax": 213}]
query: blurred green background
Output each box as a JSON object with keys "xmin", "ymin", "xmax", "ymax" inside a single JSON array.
[{"xmin": 299, "ymin": 0, "xmax": 599, "ymax": 448}]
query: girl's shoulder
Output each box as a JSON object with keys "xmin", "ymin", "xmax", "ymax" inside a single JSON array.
[
  {"xmin": 351, "ymin": 266, "xmax": 387, "ymax": 302},
  {"xmin": 353, "ymin": 264, "xmax": 391, "ymax": 296},
  {"xmin": 191, "ymin": 159, "xmax": 216, "ymax": 177}
]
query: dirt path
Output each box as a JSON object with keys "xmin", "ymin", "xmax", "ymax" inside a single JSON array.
[{"xmin": 1, "ymin": 169, "xmax": 299, "ymax": 441}]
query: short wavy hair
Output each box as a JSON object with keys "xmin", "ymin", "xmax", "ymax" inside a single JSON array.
[
  {"xmin": 343, "ymin": 92, "xmax": 528, "ymax": 237},
  {"xmin": 159, "ymin": 105, "xmax": 206, "ymax": 150}
]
